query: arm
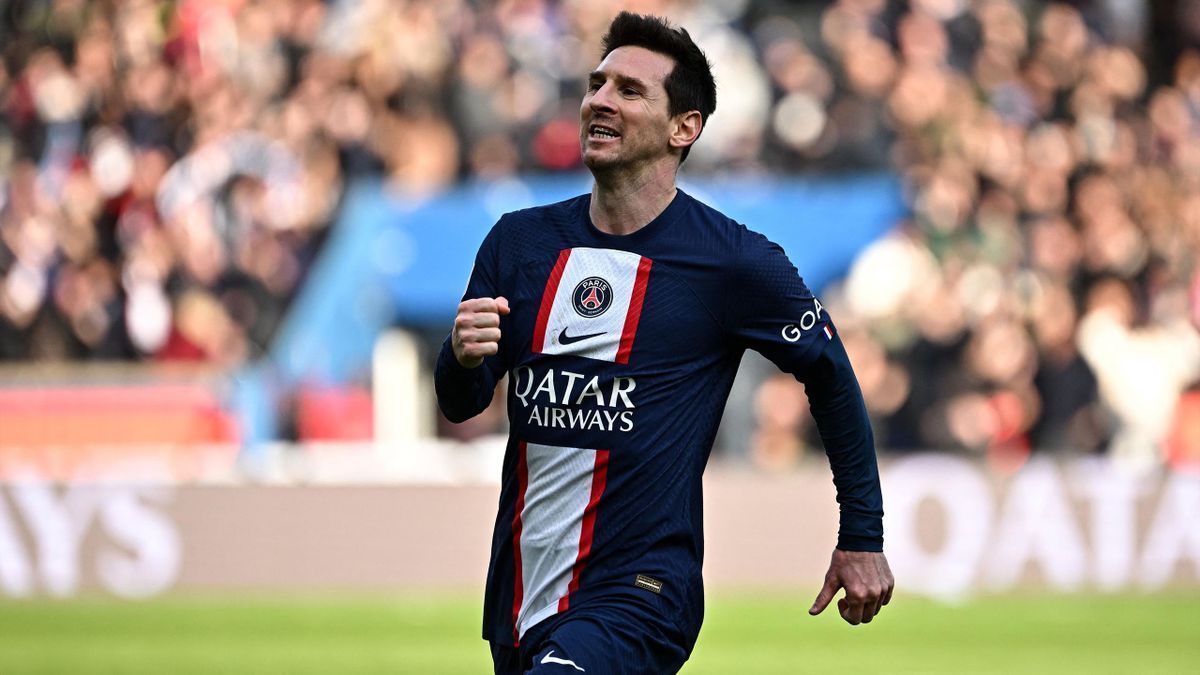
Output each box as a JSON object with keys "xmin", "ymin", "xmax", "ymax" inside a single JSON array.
[
  {"xmin": 435, "ymin": 297, "xmax": 510, "ymax": 423},
  {"xmin": 434, "ymin": 222, "xmax": 511, "ymax": 423},
  {"xmin": 802, "ymin": 336, "xmax": 883, "ymax": 552},
  {"xmin": 729, "ymin": 229, "xmax": 893, "ymax": 624},
  {"xmin": 801, "ymin": 337, "xmax": 894, "ymax": 624}
]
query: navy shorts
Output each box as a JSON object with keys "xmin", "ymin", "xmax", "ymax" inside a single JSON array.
[{"xmin": 491, "ymin": 604, "xmax": 690, "ymax": 675}]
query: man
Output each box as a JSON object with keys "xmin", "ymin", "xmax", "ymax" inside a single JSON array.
[{"xmin": 436, "ymin": 12, "xmax": 893, "ymax": 674}]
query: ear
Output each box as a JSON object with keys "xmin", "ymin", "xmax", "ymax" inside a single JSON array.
[{"xmin": 668, "ymin": 110, "xmax": 703, "ymax": 154}]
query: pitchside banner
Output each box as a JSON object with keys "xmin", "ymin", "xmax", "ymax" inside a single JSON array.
[{"xmin": 0, "ymin": 454, "xmax": 1195, "ymax": 598}]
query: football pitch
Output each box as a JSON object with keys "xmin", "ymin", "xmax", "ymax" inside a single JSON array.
[{"xmin": 0, "ymin": 592, "xmax": 1196, "ymax": 674}]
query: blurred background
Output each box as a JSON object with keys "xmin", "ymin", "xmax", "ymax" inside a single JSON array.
[{"xmin": 0, "ymin": 0, "xmax": 1199, "ymax": 672}]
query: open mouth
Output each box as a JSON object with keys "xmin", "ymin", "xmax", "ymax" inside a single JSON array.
[{"xmin": 588, "ymin": 124, "xmax": 620, "ymax": 140}]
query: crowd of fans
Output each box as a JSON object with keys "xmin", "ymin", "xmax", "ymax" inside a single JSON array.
[
  {"xmin": 0, "ymin": 0, "xmax": 343, "ymax": 363},
  {"xmin": 746, "ymin": 0, "xmax": 1200, "ymax": 469},
  {"xmin": 1, "ymin": 0, "xmax": 1198, "ymax": 464}
]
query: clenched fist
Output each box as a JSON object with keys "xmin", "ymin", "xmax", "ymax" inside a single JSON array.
[{"xmin": 452, "ymin": 297, "xmax": 511, "ymax": 368}]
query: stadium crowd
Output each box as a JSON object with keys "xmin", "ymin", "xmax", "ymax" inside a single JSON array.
[
  {"xmin": 1, "ymin": 0, "xmax": 1198, "ymax": 464},
  {"xmin": 743, "ymin": 0, "xmax": 1200, "ymax": 469}
]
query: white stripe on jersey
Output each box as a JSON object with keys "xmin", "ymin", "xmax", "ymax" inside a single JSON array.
[
  {"xmin": 515, "ymin": 442, "xmax": 606, "ymax": 638},
  {"xmin": 537, "ymin": 247, "xmax": 647, "ymax": 363}
]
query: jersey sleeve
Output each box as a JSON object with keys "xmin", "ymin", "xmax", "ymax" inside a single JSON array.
[
  {"xmin": 435, "ymin": 219, "xmax": 510, "ymax": 423},
  {"xmin": 727, "ymin": 230, "xmax": 835, "ymax": 376},
  {"xmin": 728, "ymin": 229, "xmax": 884, "ymax": 551},
  {"xmin": 802, "ymin": 337, "xmax": 885, "ymax": 551}
]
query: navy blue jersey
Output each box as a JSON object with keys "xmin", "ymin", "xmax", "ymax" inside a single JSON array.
[{"xmin": 435, "ymin": 189, "xmax": 882, "ymax": 651}]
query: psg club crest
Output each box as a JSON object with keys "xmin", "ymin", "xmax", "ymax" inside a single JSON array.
[{"xmin": 572, "ymin": 276, "xmax": 612, "ymax": 318}]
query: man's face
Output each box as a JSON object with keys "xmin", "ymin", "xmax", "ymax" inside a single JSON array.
[{"xmin": 580, "ymin": 46, "xmax": 677, "ymax": 172}]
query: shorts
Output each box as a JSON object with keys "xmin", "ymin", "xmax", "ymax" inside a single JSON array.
[{"xmin": 490, "ymin": 604, "xmax": 690, "ymax": 675}]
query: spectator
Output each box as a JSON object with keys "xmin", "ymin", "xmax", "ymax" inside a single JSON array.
[{"xmin": 1, "ymin": 0, "xmax": 1197, "ymax": 467}]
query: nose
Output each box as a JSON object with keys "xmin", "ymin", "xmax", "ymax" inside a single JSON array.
[{"xmin": 587, "ymin": 82, "xmax": 618, "ymax": 116}]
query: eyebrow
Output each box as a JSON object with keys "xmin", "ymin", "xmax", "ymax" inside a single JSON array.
[{"xmin": 588, "ymin": 70, "xmax": 651, "ymax": 90}]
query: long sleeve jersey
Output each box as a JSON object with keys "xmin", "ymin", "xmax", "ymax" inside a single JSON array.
[{"xmin": 435, "ymin": 189, "xmax": 883, "ymax": 650}]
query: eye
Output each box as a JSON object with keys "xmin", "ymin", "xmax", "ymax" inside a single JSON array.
[
  {"xmin": 622, "ymin": 87, "xmax": 640, "ymax": 97},
  {"xmin": 587, "ymin": 80, "xmax": 602, "ymax": 92}
]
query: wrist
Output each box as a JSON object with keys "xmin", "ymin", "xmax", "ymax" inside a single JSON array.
[
  {"xmin": 438, "ymin": 341, "xmax": 483, "ymax": 378},
  {"xmin": 836, "ymin": 532, "xmax": 884, "ymax": 552},
  {"xmin": 455, "ymin": 352, "xmax": 483, "ymax": 369}
]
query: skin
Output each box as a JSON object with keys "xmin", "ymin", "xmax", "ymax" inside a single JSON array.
[
  {"xmin": 579, "ymin": 46, "xmax": 701, "ymax": 235},
  {"xmin": 452, "ymin": 44, "xmax": 894, "ymax": 627},
  {"xmin": 452, "ymin": 296, "xmax": 509, "ymax": 369},
  {"xmin": 810, "ymin": 548, "xmax": 895, "ymax": 625},
  {"xmin": 453, "ymin": 46, "xmax": 699, "ymax": 366},
  {"xmin": 1190, "ymin": 270, "xmax": 1200, "ymax": 333}
]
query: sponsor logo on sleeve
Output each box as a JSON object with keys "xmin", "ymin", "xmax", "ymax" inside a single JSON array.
[{"xmin": 781, "ymin": 297, "xmax": 830, "ymax": 342}]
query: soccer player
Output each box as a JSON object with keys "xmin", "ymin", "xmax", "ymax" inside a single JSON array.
[{"xmin": 435, "ymin": 12, "xmax": 893, "ymax": 674}]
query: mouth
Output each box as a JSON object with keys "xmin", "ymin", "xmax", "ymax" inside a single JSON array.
[{"xmin": 586, "ymin": 123, "xmax": 621, "ymax": 141}]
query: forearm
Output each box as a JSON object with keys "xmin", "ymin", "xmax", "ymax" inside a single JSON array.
[
  {"xmin": 803, "ymin": 337, "xmax": 884, "ymax": 552},
  {"xmin": 434, "ymin": 335, "xmax": 500, "ymax": 423}
]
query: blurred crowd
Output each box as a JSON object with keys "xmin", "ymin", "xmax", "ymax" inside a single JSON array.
[
  {"xmin": 2, "ymin": 0, "xmax": 1199, "ymax": 463},
  {"xmin": 743, "ymin": 0, "xmax": 1200, "ymax": 469},
  {"xmin": 0, "ymin": 0, "xmax": 345, "ymax": 363}
]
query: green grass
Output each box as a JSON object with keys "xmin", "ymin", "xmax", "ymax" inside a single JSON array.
[{"xmin": 0, "ymin": 592, "xmax": 1196, "ymax": 673}]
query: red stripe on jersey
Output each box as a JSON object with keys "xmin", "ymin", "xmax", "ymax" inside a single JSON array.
[
  {"xmin": 510, "ymin": 441, "xmax": 529, "ymax": 644},
  {"xmin": 532, "ymin": 249, "xmax": 572, "ymax": 353},
  {"xmin": 615, "ymin": 257, "xmax": 652, "ymax": 364},
  {"xmin": 559, "ymin": 449, "xmax": 610, "ymax": 612}
]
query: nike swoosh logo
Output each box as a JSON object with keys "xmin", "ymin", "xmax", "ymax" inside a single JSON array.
[
  {"xmin": 540, "ymin": 651, "xmax": 585, "ymax": 671},
  {"xmin": 557, "ymin": 328, "xmax": 605, "ymax": 345}
]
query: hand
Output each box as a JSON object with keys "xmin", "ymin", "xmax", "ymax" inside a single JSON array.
[
  {"xmin": 809, "ymin": 548, "xmax": 894, "ymax": 626},
  {"xmin": 452, "ymin": 297, "xmax": 511, "ymax": 368}
]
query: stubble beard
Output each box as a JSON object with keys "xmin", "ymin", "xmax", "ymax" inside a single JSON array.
[
  {"xmin": 582, "ymin": 135, "xmax": 664, "ymax": 183},
  {"xmin": 583, "ymin": 149, "xmax": 619, "ymax": 174},
  {"xmin": 582, "ymin": 139, "xmax": 627, "ymax": 182}
]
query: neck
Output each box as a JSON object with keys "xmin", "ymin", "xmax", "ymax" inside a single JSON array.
[{"xmin": 589, "ymin": 159, "xmax": 678, "ymax": 235}]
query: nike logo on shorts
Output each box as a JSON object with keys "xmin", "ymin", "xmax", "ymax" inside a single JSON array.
[
  {"xmin": 540, "ymin": 650, "xmax": 585, "ymax": 671},
  {"xmin": 557, "ymin": 328, "xmax": 605, "ymax": 345}
]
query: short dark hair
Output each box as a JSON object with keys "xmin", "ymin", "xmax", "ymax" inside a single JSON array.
[{"xmin": 600, "ymin": 12, "xmax": 716, "ymax": 162}]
